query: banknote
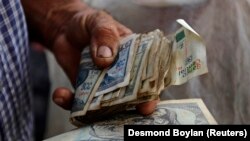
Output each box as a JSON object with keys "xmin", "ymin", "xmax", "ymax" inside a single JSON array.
[
  {"xmin": 139, "ymin": 30, "xmax": 163, "ymax": 94},
  {"xmin": 95, "ymin": 34, "xmax": 138, "ymax": 96},
  {"xmin": 70, "ymin": 19, "xmax": 209, "ymax": 124},
  {"xmin": 157, "ymin": 37, "xmax": 172, "ymax": 94},
  {"xmin": 170, "ymin": 19, "xmax": 208, "ymax": 85},
  {"xmin": 46, "ymin": 99, "xmax": 217, "ymax": 141},
  {"xmin": 71, "ymin": 47, "xmax": 107, "ymax": 117},
  {"xmin": 145, "ymin": 29, "xmax": 162, "ymax": 80},
  {"xmin": 108, "ymin": 34, "xmax": 154, "ymax": 106},
  {"xmin": 88, "ymin": 94, "xmax": 103, "ymax": 111},
  {"xmin": 101, "ymin": 89, "xmax": 120, "ymax": 104}
]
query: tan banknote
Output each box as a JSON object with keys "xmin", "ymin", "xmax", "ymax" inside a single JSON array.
[{"xmin": 170, "ymin": 19, "xmax": 208, "ymax": 85}]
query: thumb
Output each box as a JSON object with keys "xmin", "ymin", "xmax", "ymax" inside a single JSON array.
[
  {"xmin": 91, "ymin": 28, "xmax": 119, "ymax": 68},
  {"xmin": 87, "ymin": 11, "xmax": 120, "ymax": 68},
  {"xmin": 66, "ymin": 10, "xmax": 131, "ymax": 68}
]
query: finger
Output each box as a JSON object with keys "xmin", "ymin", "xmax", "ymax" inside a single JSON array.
[
  {"xmin": 115, "ymin": 21, "xmax": 133, "ymax": 37},
  {"xmin": 87, "ymin": 11, "xmax": 121, "ymax": 68},
  {"xmin": 136, "ymin": 100, "xmax": 158, "ymax": 115},
  {"xmin": 30, "ymin": 42, "xmax": 46, "ymax": 52},
  {"xmin": 65, "ymin": 11, "xmax": 93, "ymax": 49},
  {"xmin": 53, "ymin": 87, "xmax": 74, "ymax": 110},
  {"xmin": 53, "ymin": 34, "xmax": 81, "ymax": 84}
]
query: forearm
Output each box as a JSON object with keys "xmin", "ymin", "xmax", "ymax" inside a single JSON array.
[{"xmin": 21, "ymin": 0, "xmax": 92, "ymax": 48}]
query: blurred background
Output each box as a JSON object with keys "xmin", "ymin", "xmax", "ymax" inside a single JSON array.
[{"xmin": 30, "ymin": 0, "xmax": 250, "ymax": 140}]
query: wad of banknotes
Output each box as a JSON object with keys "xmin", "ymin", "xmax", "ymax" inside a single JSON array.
[{"xmin": 70, "ymin": 19, "xmax": 208, "ymax": 126}]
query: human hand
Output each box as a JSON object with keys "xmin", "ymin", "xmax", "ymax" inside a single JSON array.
[
  {"xmin": 51, "ymin": 8, "xmax": 158, "ymax": 114},
  {"xmin": 22, "ymin": 0, "xmax": 157, "ymax": 115}
]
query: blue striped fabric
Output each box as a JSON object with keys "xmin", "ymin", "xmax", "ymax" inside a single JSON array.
[{"xmin": 0, "ymin": 0, "xmax": 33, "ymax": 140}]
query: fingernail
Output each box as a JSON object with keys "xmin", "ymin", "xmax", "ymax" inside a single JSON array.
[
  {"xmin": 97, "ymin": 46, "xmax": 112, "ymax": 58},
  {"xmin": 54, "ymin": 98, "xmax": 64, "ymax": 105}
]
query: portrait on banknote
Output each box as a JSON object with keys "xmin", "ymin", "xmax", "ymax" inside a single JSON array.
[
  {"xmin": 87, "ymin": 103, "xmax": 210, "ymax": 140},
  {"xmin": 88, "ymin": 108, "xmax": 179, "ymax": 140},
  {"xmin": 44, "ymin": 99, "xmax": 216, "ymax": 141}
]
